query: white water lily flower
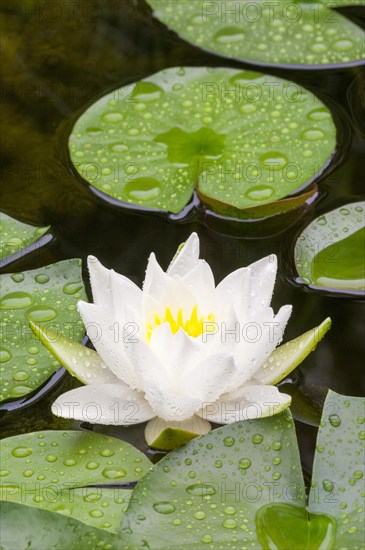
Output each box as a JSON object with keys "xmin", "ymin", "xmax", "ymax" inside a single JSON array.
[{"xmin": 44, "ymin": 233, "xmax": 330, "ymax": 449}]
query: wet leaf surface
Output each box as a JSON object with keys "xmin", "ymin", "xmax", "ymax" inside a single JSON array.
[
  {"xmin": 0, "ymin": 260, "xmax": 87, "ymax": 402},
  {"xmin": 69, "ymin": 67, "xmax": 336, "ymax": 215},
  {"xmin": 147, "ymin": 0, "xmax": 365, "ymax": 68}
]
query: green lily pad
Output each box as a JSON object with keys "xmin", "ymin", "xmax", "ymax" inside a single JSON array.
[
  {"xmin": 0, "ymin": 212, "xmax": 50, "ymax": 265},
  {"xmin": 147, "ymin": 1, "xmax": 365, "ymax": 68},
  {"xmin": 121, "ymin": 410, "xmax": 306, "ymax": 548},
  {"xmin": 2, "ymin": 394, "xmax": 363, "ymax": 548},
  {"xmin": 0, "ymin": 502, "xmax": 123, "ymax": 549},
  {"xmin": 121, "ymin": 392, "xmax": 364, "ymax": 548},
  {"xmin": 295, "ymin": 201, "xmax": 365, "ymax": 292},
  {"xmin": 43, "ymin": 487, "xmax": 132, "ymax": 532},
  {"xmin": 309, "ymin": 390, "xmax": 365, "ymax": 548},
  {"xmin": 320, "ymin": 1, "xmax": 364, "ymax": 6},
  {"xmin": 0, "ymin": 430, "xmax": 151, "ymax": 531},
  {"xmin": 0, "ymin": 259, "xmax": 87, "ymax": 402},
  {"xmin": 69, "ymin": 67, "xmax": 336, "ymax": 215}
]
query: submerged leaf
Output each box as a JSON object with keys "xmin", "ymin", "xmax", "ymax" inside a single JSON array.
[
  {"xmin": 198, "ymin": 185, "xmax": 318, "ymax": 221},
  {"xmin": 147, "ymin": 0, "xmax": 365, "ymax": 67},
  {"xmin": 69, "ymin": 67, "xmax": 336, "ymax": 216}
]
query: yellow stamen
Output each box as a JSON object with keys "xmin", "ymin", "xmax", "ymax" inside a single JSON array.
[{"xmin": 146, "ymin": 306, "xmax": 215, "ymax": 341}]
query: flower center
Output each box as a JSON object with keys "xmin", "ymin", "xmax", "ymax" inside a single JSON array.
[{"xmin": 146, "ymin": 305, "xmax": 215, "ymax": 341}]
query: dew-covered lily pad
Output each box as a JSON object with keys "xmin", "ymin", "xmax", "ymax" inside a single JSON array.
[
  {"xmin": 0, "ymin": 212, "xmax": 50, "ymax": 266},
  {"xmin": 121, "ymin": 410, "xmax": 307, "ymax": 548},
  {"xmin": 0, "ymin": 430, "xmax": 151, "ymax": 531},
  {"xmin": 121, "ymin": 392, "xmax": 364, "ymax": 548},
  {"xmin": 0, "ymin": 259, "xmax": 87, "ymax": 402},
  {"xmin": 309, "ymin": 390, "xmax": 365, "ymax": 548},
  {"xmin": 0, "ymin": 502, "xmax": 123, "ymax": 550},
  {"xmin": 295, "ymin": 201, "xmax": 365, "ymax": 293},
  {"xmin": 69, "ymin": 67, "xmax": 336, "ymax": 216},
  {"xmin": 147, "ymin": 0, "xmax": 365, "ymax": 68}
]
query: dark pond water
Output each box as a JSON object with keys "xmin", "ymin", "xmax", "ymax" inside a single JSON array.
[{"xmin": 1, "ymin": 0, "xmax": 364, "ymax": 481}]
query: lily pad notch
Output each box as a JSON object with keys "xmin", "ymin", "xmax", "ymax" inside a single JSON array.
[{"xmin": 69, "ymin": 66, "xmax": 337, "ymax": 221}]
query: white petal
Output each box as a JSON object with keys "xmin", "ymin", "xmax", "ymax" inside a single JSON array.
[
  {"xmin": 249, "ymin": 255, "xmax": 277, "ymax": 311},
  {"xmin": 145, "ymin": 415, "xmax": 211, "ymax": 448},
  {"xmin": 231, "ymin": 304, "xmax": 292, "ymax": 388},
  {"xmin": 181, "ymin": 261, "xmax": 215, "ymax": 311},
  {"xmin": 167, "ymin": 233, "xmax": 200, "ymax": 277},
  {"xmin": 77, "ymin": 301, "xmax": 141, "ymax": 389},
  {"xmin": 181, "ymin": 352, "xmax": 236, "ymax": 402},
  {"xmin": 215, "ymin": 267, "xmax": 251, "ymax": 316},
  {"xmin": 143, "ymin": 277, "xmax": 202, "ymax": 328},
  {"xmin": 110, "ymin": 270, "xmax": 143, "ymax": 319},
  {"xmin": 161, "ymin": 277, "xmax": 199, "ymax": 318},
  {"xmin": 123, "ymin": 335, "xmax": 173, "ymax": 390},
  {"xmin": 144, "ymin": 383, "xmax": 202, "ymax": 421},
  {"xmin": 143, "ymin": 253, "xmax": 170, "ymax": 302},
  {"xmin": 149, "ymin": 324, "xmax": 203, "ymax": 374},
  {"xmin": 87, "ymin": 256, "xmax": 113, "ymax": 309},
  {"xmin": 272, "ymin": 304, "xmax": 293, "ymax": 348},
  {"xmin": 52, "ymin": 384, "xmax": 155, "ymax": 425},
  {"xmin": 197, "ymin": 384, "xmax": 291, "ymax": 424},
  {"xmin": 77, "ymin": 301, "xmax": 115, "ymax": 341}
]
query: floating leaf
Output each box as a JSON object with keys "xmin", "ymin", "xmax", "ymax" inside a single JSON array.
[
  {"xmin": 2, "ymin": 487, "xmax": 132, "ymax": 533},
  {"xmin": 254, "ymin": 317, "xmax": 332, "ymax": 385},
  {"xmin": 69, "ymin": 67, "xmax": 336, "ymax": 216},
  {"xmin": 121, "ymin": 410, "xmax": 306, "ymax": 548},
  {"xmin": 0, "ymin": 431, "xmax": 151, "ymax": 531},
  {"xmin": 0, "ymin": 212, "xmax": 50, "ymax": 266},
  {"xmin": 0, "ymin": 259, "xmax": 87, "ymax": 402},
  {"xmin": 2, "ymin": 395, "xmax": 364, "ymax": 547},
  {"xmin": 0, "ymin": 502, "xmax": 123, "ymax": 550},
  {"xmin": 147, "ymin": 0, "xmax": 365, "ymax": 68},
  {"xmin": 309, "ymin": 390, "xmax": 365, "ymax": 548},
  {"xmin": 295, "ymin": 201, "xmax": 365, "ymax": 292},
  {"xmin": 320, "ymin": 0, "xmax": 364, "ymax": 6},
  {"xmin": 121, "ymin": 391, "xmax": 364, "ymax": 548}
]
